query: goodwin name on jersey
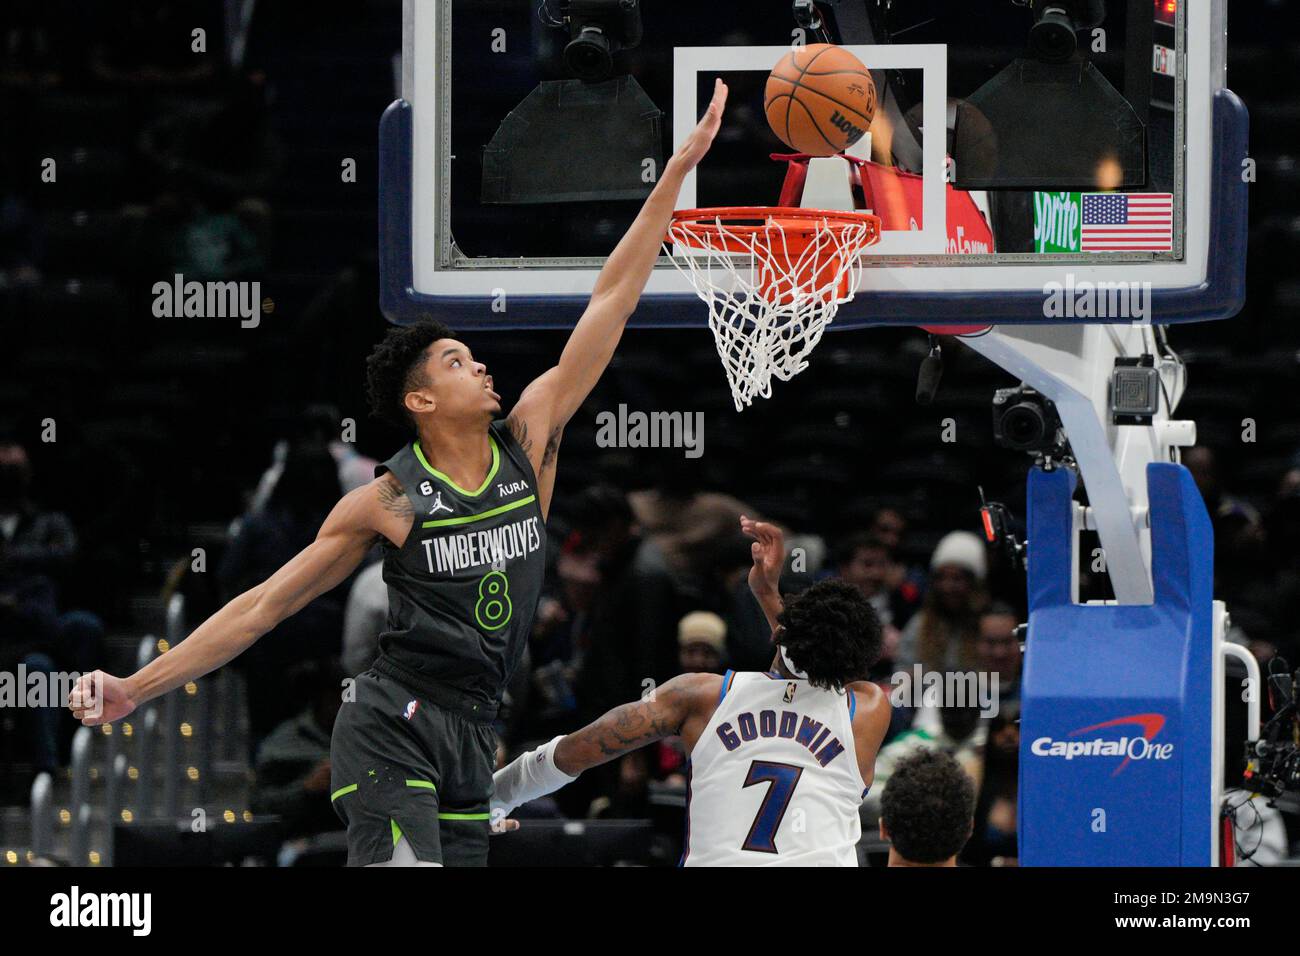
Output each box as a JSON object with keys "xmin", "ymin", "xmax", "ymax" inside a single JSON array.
[
  {"xmin": 714, "ymin": 708, "xmax": 848, "ymax": 768},
  {"xmin": 420, "ymin": 516, "xmax": 543, "ymax": 576}
]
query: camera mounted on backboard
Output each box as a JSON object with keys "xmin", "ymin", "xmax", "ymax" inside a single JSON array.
[
  {"xmin": 792, "ymin": 0, "xmax": 824, "ymax": 32},
  {"xmin": 554, "ymin": 0, "xmax": 644, "ymax": 82},
  {"xmin": 1017, "ymin": 0, "xmax": 1107, "ymax": 62},
  {"xmin": 992, "ymin": 384, "xmax": 1072, "ymax": 467}
]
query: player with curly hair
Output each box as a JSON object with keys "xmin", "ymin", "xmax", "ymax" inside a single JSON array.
[
  {"xmin": 69, "ymin": 83, "xmax": 730, "ymax": 868},
  {"xmin": 492, "ymin": 517, "xmax": 893, "ymax": 866},
  {"xmin": 879, "ymin": 749, "xmax": 975, "ymax": 866}
]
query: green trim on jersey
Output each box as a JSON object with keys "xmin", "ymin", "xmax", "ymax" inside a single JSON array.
[
  {"xmin": 405, "ymin": 779, "xmax": 437, "ymax": 791},
  {"xmin": 420, "ymin": 494, "xmax": 537, "ymax": 529},
  {"xmin": 413, "ymin": 437, "xmax": 501, "ymax": 497},
  {"xmin": 330, "ymin": 783, "xmax": 358, "ymax": 802},
  {"xmin": 438, "ymin": 812, "xmax": 491, "ymax": 821},
  {"xmin": 391, "ymin": 818, "xmax": 402, "ymax": 847}
]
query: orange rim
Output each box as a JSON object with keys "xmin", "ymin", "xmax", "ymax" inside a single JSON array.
[{"xmin": 668, "ymin": 207, "xmax": 882, "ymax": 254}]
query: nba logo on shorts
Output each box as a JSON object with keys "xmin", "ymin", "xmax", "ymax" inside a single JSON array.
[{"xmin": 402, "ymin": 699, "xmax": 419, "ymax": 721}]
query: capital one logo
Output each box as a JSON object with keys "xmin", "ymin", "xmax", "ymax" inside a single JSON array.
[{"xmin": 1030, "ymin": 713, "xmax": 1173, "ymax": 776}]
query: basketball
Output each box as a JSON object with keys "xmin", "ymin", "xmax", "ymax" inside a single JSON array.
[{"xmin": 764, "ymin": 44, "xmax": 876, "ymax": 156}]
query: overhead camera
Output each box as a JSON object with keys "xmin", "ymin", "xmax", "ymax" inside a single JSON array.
[
  {"xmin": 558, "ymin": 0, "xmax": 643, "ymax": 82},
  {"xmin": 1027, "ymin": 0, "xmax": 1107, "ymax": 62},
  {"xmin": 992, "ymin": 385, "xmax": 1070, "ymax": 460},
  {"xmin": 793, "ymin": 0, "xmax": 824, "ymax": 32}
]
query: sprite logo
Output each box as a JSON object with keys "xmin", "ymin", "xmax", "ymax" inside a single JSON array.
[{"xmin": 1034, "ymin": 191, "xmax": 1082, "ymax": 253}]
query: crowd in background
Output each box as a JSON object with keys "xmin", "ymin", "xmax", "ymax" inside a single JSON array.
[
  {"xmin": 7, "ymin": 412, "xmax": 1298, "ymax": 863},
  {"xmin": 3, "ymin": 1, "xmax": 1300, "ymax": 864}
]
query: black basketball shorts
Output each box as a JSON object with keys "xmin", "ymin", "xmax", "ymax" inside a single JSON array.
[{"xmin": 329, "ymin": 670, "xmax": 497, "ymax": 866}]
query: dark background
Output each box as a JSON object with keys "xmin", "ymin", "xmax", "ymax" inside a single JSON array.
[{"xmin": 2, "ymin": 0, "xmax": 1299, "ymax": 866}]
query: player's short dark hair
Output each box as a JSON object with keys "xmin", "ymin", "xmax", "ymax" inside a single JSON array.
[
  {"xmin": 365, "ymin": 317, "xmax": 458, "ymax": 429},
  {"xmin": 775, "ymin": 579, "xmax": 882, "ymax": 690},
  {"xmin": 880, "ymin": 750, "xmax": 975, "ymax": 864}
]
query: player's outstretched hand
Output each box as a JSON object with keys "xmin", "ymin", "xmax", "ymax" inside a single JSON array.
[
  {"xmin": 67, "ymin": 670, "xmax": 136, "ymax": 726},
  {"xmin": 741, "ymin": 514, "xmax": 785, "ymax": 598},
  {"xmin": 671, "ymin": 78, "xmax": 728, "ymax": 172},
  {"xmin": 490, "ymin": 815, "xmax": 520, "ymax": 836}
]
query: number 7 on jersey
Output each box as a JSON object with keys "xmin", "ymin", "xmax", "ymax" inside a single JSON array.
[{"xmin": 741, "ymin": 760, "xmax": 804, "ymax": 854}]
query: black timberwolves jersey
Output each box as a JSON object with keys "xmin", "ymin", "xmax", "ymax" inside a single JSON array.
[{"xmin": 370, "ymin": 420, "xmax": 545, "ymax": 711}]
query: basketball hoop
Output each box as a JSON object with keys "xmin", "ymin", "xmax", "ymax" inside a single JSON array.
[{"xmin": 665, "ymin": 207, "xmax": 881, "ymax": 411}]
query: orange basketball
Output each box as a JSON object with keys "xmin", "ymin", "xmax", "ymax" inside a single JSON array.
[{"xmin": 765, "ymin": 44, "xmax": 876, "ymax": 156}]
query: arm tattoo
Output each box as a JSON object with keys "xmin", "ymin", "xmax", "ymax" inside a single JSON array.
[
  {"xmin": 375, "ymin": 475, "xmax": 413, "ymax": 518},
  {"xmin": 581, "ymin": 690, "xmax": 683, "ymax": 759},
  {"xmin": 542, "ymin": 426, "xmax": 563, "ymax": 470},
  {"xmin": 506, "ymin": 413, "xmax": 533, "ymax": 457}
]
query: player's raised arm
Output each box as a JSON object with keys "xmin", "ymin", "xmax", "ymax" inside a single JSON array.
[
  {"xmin": 741, "ymin": 515, "xmax": 786, "ymax": 633},
  {"xmin": 505, "ymin": 81, "xmax": 728, "ymax": 458},
  {"xmin": 67, "ymin": 476, "xmax": 409, "ymax": 726},
  {"xmin": 491, "ymin": 671, "xmax": 720, "ymax": 819}
]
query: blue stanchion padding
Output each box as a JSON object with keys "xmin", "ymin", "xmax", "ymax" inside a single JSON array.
[{"xmin": 1019, "ymin": 463, "xmax": 1214, "ymax": 866}]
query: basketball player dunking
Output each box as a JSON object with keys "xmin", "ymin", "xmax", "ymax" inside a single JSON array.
[
  {"xmin": 493, "ymin": 518, "xmax": 893, "ymax": 866},
  {"xmin": 67, "ymin": 81, "xmax": 730, "ymax": 867}
]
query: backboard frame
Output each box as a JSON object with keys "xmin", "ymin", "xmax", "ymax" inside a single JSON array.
[{"xmin": 380, "ymin": 0, "xmax": 1247, "ymax": 329}]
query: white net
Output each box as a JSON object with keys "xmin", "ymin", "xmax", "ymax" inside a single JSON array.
[{"xmin": 664, "ymin": 210, "xmax": 878, "ymax": 411}]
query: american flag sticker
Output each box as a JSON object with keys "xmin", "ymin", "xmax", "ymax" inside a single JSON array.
[{"xmin": 1081, "ymin": 193, "xmax": 1174, "ymax": 252}]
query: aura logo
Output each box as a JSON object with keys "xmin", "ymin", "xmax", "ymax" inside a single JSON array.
[{"xmin": 1030, "ymin": 713, "xmax": 1173, "ymax": 776}]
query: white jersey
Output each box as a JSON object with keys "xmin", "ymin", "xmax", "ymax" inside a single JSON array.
[{"xmin": 683, "ymin": 671, "xmax": 865, "ymax": 867}]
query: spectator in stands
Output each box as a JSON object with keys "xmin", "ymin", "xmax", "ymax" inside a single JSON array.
[
  {"xmin": 0, "ymin": 442, "xmax": 77, "ymax": 597},
  {"xmin": 869, "ymin": 507, "xmax": 907, "ymax": 552},
  {"xmin": 676, "ymin": 610, "xmax": 726, "ymax": 675},
  {"xmin": 961, "ymin": 701, "xmax": 1020, "ymax": 866},
  {"xmin": 251, "ymin": 659, "xmax": 346, "ymax": 844},
  {"xmin": 556, "ymin": 486, "xmax": 680, "ymax": 817},
  {"xmin": 862, "ymin": 701, "xmax": 986, "ymax": 821},
  {"xmin": 878, "ymin": 750, "xmax": 975, "ymax": 867},
  {"xmin": 907, "ymin": 603, "xmax": 1018, "ymax": 740},
  {"xmin": 628, "ymin": 462, "xmax": 757, "ymax": 591},
  {"xmin": 832, "ymin": 532, "xmax": 912, "ymax": 663},
  {"xmin": 573, "ymin": 486, "xmax": 679, "ymax": 721},
  {"xmin": 0, "ymin": 442, "xmax": 105, "ymax": 772},
  {"xmin": 897, "ymin": 531, "xmax": 989, "ymax": 673},
  {"xmin": 520, "ymin": 543, "xmax": 600, "ymax": 739},
  {"xmin": 248, "ymin": 404, "xmax": 378, "ymax": 518},
  {"xmin": 341, "ymin": 559, "xmax": 386, "ymax": 677},
  {"xmin": 977, "ymin": 602, "xmax": 1021, "ymax": 702},
  {"xmin": 870, "ymin": 507, "xmax": 924, "ymax": 623},
  {"xmin": 640, "ymin": 611, "xmax": 731, "ymax": 792},
  {"xmin": 221, "ymin": 440, "xmax": 345, "ymax": 754},
  {"xmin": 696, "ymin": 531, "xmax": 773, "ymax": 672}
]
